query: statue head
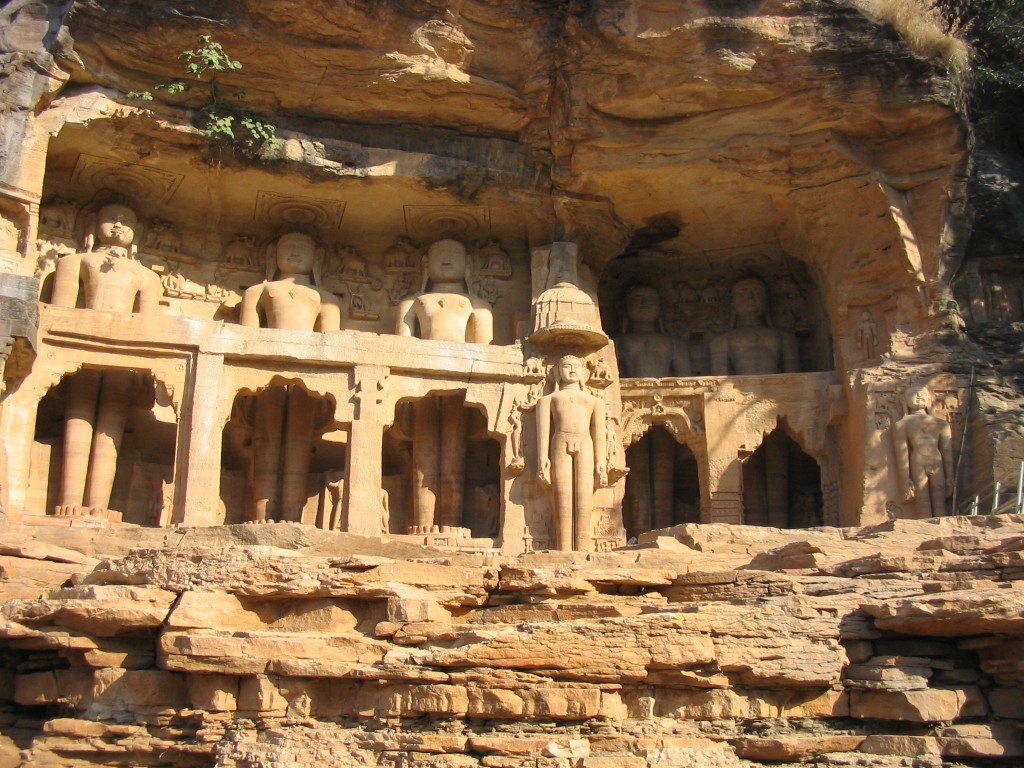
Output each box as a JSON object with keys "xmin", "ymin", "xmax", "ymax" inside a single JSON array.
[
  {"xmin": 904, "ymin": 384, "xmax": 931, "ymax": 413},
  {"xmin": 556, "ymin": 355, "xmax": 587, "ymax": 387},
  {"xmin": 730, "ymin": 277, "xmax": 770, "ymax": 327},
  {"xmin": 95, "ymin": 203, "xmax": 138, "ymax": 250},
  {"xmin": 268, "ymin": 232, "xmax": 322, "ymax": 284},
  {"xmin": 624, "ymin": 285, "xmax": 662, "ymax": 327},
  {"xmin": 426, "ymin": 239, "xmax": 467, "ymax": 284}
]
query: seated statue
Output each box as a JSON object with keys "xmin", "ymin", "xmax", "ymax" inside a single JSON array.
[
  {"xmin": 616, "ymin": 285, "xmax": 690, "ymax": 378},
  {"xmin": 396, "ymin": 239, "xmax": 493, "ymax": 343},
  {"xmin": 710, "ymin": 277, "xmax": 799, "ymax": 376},
  {"xmin": 50, "ymin": 202, "xmax": 162, "ymax": 313},
  {"xmin": 240, "ymin": 232, "xmax": 344, "ymax": 332}
]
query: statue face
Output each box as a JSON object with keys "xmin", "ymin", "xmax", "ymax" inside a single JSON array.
[
  {"xmin": 276, "ymin": 232, "xmax": 317, "ymax": 275},
  {"xmin": 905, "ymin": 386, "xmax": 930, "ymax": 411},
  {"xmin": 95, "ymin": 204, "xmax": 138, "ymax": 248},
  {"xmin": 427, "ymin": 239, "xmax": 467, "ymax": 283},
  {"xmin": 626, "ymin": 286, "xmax": 660, "ymax": 324},
  {"xmin": 732, "ymin": 278, "xmax": 768, "ymax": 318},
  {"xmin": 557, "ymin": 356, "xmax": 584, "ymax": 384}
]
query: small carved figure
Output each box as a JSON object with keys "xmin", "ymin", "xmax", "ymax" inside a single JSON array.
[
  {"xmin": 478, "ymin": 239, "xmax": 512, "ymax": 279},
  {"xmin": 39, "ymin": 197, "xmax": 76, "ymax": 236},
  {"xmin": 384, "ymin": 237, "xmax": 420, "ymax": 274},
  {"xmin": 616, "ymin": 285, "xmax": 690, "ymax": 378},
  {"xmin": 223, "ymin": 235, "xmax": 260, "ymax": 267},
  {"xmin": 240, "ymin": 232, "xmax": 344, "ymax": 332},
  {"xmin": 146, "ymin": 219, "xmax": 182, "ymax": 254},
  {"xmin": 50, "ymin": 202, "xmax": 162, "ymax": 314},
  {"xmin": 0, "ymin": 214, "xmax": 20, "ymax": 254},
  {"xmin": 857, "ymin": 309, "xmax": 880, "ymax": 361},
  {"xmin": 396, "ymin": 239, "xmax": 494, "ymax": 343},
  {"xmin": 710, "ymin": 277, "xmax": 799, "ymax": 375},
  {"xmin": 891, "ymin": 384, "xmax": 954, "ymax": 519},
  {"xmin": 536, "ymin": 355, "xmax": 608, "ymax": 551}
]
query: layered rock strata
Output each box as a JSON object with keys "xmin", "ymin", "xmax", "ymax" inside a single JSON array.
[{"xmin": 1, "ymin": 515, "xmax": 1022, "ymax": 767}]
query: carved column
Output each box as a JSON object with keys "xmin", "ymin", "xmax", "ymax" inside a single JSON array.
[
  {"xmin": 345, "ymin": 364, "xmax": 389, "ymax": 536},
  {"xmin": 174, "ymin": 351, "xmax": 226, "ymax": 526},
  {"xmin": 703, "ymin": 388, "xmax": 745, "ymax": 524},
  {"xmin": 0, "ymin": 274, "xmax": 39, "ymax": 520}
]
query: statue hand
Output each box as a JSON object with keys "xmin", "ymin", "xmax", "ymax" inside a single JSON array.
[
  {"xmin": 537, "ymin": 457, "xmax": 551, "ymax": 487},
  {"xmin": 903, "ymin": 485, "xmax": 915, "ymax": 502}
]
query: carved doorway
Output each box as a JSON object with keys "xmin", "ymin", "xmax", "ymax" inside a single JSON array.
[
  {"xmin": 741, "ymin": 427, "xmax": 823, "ymax": 528},
  {"xmin": 623, "ymin": 425, "xmax": 701, "ymax": 540}
]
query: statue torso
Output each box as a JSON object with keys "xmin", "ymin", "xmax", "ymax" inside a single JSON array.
[
  {"xmin": 414, "ymin": 292, "xmax": 473, "ymax": 342},
  {"xmin": 619, "ymin": 332, "xmax": 675, "ymax": 378},
  {"xmin": 550, "ymin": 388, "xmax": 596, "ymax": 436},
  {"xmin": 726, "ymin": 326, "xmax": 783, "ymax": 375},
  {"xmin": 79, "ymin": 252, "xmax": 151, "ymax": 313},
  {"xmin": 262, "ymin": 281, "xmax": 324, "ymax": 331},
  {"xmin": 900, "ymin": 412, "xmax": 946, "ymax": 467}
]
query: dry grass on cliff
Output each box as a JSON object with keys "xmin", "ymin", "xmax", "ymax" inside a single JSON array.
[{"xmin": 850, "ymin": 0, "xmax": 970, "ymax": 74}]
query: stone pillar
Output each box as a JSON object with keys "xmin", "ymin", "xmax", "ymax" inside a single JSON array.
[
  {"xmin": 0, "ymin": 274, "xmax": 40, "ymax": 520},
  {"xmin": 345, "ymin": 365, "xmax": 389, "ymax": 536},
  {"xmin": 174, "ymin": 351, "xmax": 225, "ymax": 526},
  {"xmin": 703, "ymin": 389, "xmax": 745, "ymax": 525}
]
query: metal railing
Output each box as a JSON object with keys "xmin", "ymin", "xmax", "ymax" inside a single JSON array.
[{"xmin": 953, "ymin": 460, "xmax": 1024, "ymax": 516}]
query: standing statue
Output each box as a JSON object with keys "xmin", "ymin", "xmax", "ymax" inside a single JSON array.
[
  {"xmin": 50, "ymin": 202, "xmax": 162, "ymax": 313},
  {"xmin": 396, "ymin": 239, "xmax": 493, "ymax": 344},
  {"xmin": 617, "ymin": 285, "xmax": 690, "ymax": 378},
  {"xmin": 396, "ymin": 240, "xmax": 492, "ymax": 534},
  {"xmin": 536, "ymin": 356, "xmax": 607, "ymax": 551},
  {"xmin": 617, "ymin": 284, "xmax": 689, "ymax": 535},
  {"xmin": 892, "ymin": 384, "xmax": 954, "ymax": 519},
  {"xmin": 48, "ymin": 203, "xmax": 161, "ymax": 520},
  {"xmin": 711, "ymin": 277, "xmax": 799, "ymax": 527},
  {"xmin": 240, "ymin": 232, "xmax": 344, "ymax": 332},
  {"xmin": 234, "ymin": 385, "xmax": 334, "ymax": 524}
]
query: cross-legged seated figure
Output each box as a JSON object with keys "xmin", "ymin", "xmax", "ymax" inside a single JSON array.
[
  {"xmin": 711, "ymin": 277, "xmax": 799, "ymax": 527},
  {"xmin": 240, "ymin": 232, "xmax": 344, "ymax": 332},
  {"xmin": 536, "ymin": 356, "xmax": 607, "ymax": 551},
  {"xmin": 234, "ymin": 385, "xmax": 334, "ymax": 524},
  {"xmin": 396, "ymin": 240, "xmax": 492, "ymax": 534},
  {"xmin": 49, "ymin": 203, "xmax": 161, "ymax": 520},
  {"xmin": 892, "ymin": 384, "xmax": 954, "ymax": 518},
  {"xmin": 617, "ymin": 285, "xmax": 690, "ymax": 533}
]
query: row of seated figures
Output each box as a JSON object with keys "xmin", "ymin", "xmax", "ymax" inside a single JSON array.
[{"xmin": 10, "ymin": 198, "xmax": 871, "ymax": 551}]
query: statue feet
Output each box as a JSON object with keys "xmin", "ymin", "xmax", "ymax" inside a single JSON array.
[{"xmin": 52, "ymin": 505, "xmax": 122, "ymax": 523}]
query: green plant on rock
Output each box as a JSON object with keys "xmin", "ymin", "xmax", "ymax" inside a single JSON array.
[{"xmin": 127, "ymin": 35, "xmax": 277, "ymax": 155}]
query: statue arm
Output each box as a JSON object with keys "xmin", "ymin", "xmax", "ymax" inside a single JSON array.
[
  {"xmin": 396, "ymin": 298, "xmax": 416, "ymax": 337},
  {"xmin": 671, "ymin": 338, "xmax": 692, "ymax": 376},
  {"xmin": 137, "ymin": 271, "xmax": 162, "ymax": 314},
  {"xmin": 782, "ymin": 333, "xmax": 800, "ymax": 372},
  {"xmin": 891, "ymin": 421, "xmax": 913, "ymax": 500},
  {"xmin": 709, "ymin": 334, "xmax": 729, "ymax": 375},
  {"xmin": 468, "ymin": 301, "xmax": 494, "ymax": 344},
  {"xmin": 536, "ymin": 396, "xmax": 551, "ymax": 485},
  {"xmin": 593, "ymin": 396, "xmax": 607, "ymax": 485},
  {"xmin": 239, "ymin": 285, "xmax": 263, "ymax": 327},
  {"xmin": 317, "ymin": 292, "xmax": 344, "ymax": 332},
  {"xmin": 940, "ymin": 420, "xmax": 954, "ymax": 496},
  {"xmin": 50, "ymin": 255, "xmax": 82, "ymax": 307}
]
